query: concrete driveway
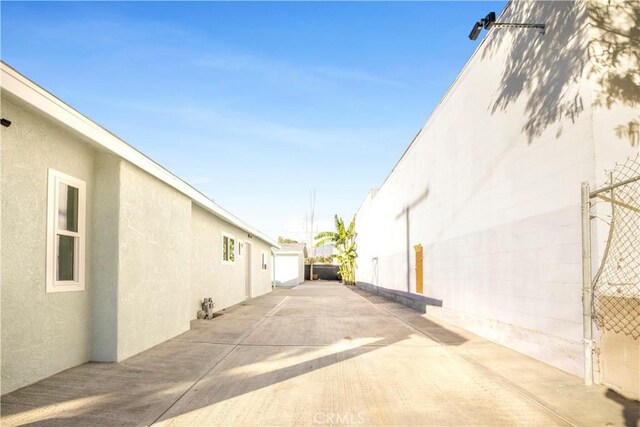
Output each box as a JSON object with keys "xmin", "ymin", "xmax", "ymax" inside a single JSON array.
[{"xmin": 2, "ymin": 282, "xmax": 638, "ymax": 426}]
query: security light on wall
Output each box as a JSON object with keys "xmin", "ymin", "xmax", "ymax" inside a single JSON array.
[{"xmin": 468, "ymin": 12, "xmax": 545, "ymax": 40}]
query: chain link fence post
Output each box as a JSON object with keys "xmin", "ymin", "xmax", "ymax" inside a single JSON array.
[{"xmin": 581, "ymin": 181, "xmax": 594, "ymax": 386}]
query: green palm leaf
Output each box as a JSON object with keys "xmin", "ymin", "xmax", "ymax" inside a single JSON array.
[{"xmin": 314, "ymin": 215, "xmax": 358, "ymax": 285}]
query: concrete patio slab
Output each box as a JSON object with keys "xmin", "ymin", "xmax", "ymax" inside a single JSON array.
[
  {"xmin": 156, "ymin": 343, "xmax": 565, "ymax": 426},
  {"xmin": 1, "ymin": 341, "xmax": 233, "ymax": 426},
  {"xmin": 174, "ymin": 316, "xmax": 265, "ymax": 345},
  {"xmin": 241, "ymin": 315, "xmax": 438, "ymax": 348},
  {"xmin": 272, "ymin": 296, "xmax": 380, "ymax": 318},
  {"xmin": 2, "ymin": 281, "xmax": 638, "ymax": 426}
]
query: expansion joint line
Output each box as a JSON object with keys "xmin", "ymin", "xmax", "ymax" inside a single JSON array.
[
  {"xmin": 349, "ymin": 288, "xmax": 577, "ymax": 427},
  {"xmin": 149, "ymin": 296, "xmax": 289, "ymax": 425}
]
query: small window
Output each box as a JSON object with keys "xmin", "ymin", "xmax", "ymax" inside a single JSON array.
[
  {"xmin": 222, "ymin": 234, "xmax": 235, "ymax": 263},
  {"xmin": 238, "ymin": 241, "xmax": 244, "ymax": 257},
  {"xmin": 46, "ymin": 169, "xmax": 86, "ymax": 292},
  {"xmin": 261, "ymin": 252, "xmax": 268, "ymax": 270}
]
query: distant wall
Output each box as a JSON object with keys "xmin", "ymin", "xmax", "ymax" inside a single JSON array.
[
  {"xmin": 1, "ymin": 95, "xmax": 94, "ymax": 394},
  {"xmin": 274, "ymin": 252, "xmax": 304, "ymax": 287},
  {"xmin": 305, "ymin": 264, "xmax": 340, "ymax": 281}
]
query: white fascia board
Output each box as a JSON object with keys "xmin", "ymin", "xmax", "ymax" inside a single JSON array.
[
  {"xmin": 274, "ymin": 250, "xmax": 304, "ymax": 256},
  {"xmin": 0, "ymin": 62, "xmax": 279, "ymax": 249}
]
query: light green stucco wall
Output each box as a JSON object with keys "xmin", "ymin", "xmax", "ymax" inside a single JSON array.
[
  {"xmin": 249, "ymin": 239, "xmax": 274, "ymax": 299},
  {"xmin": 91, "ymin": 153, "xmax": 121, "ymax": 362},
  {"xmin": 115, "ymin": 161, "xmax": 192, "ymax": 361},
  {"xmin": 1, "ymin": 90, "xmax": 275, "ymax": 393},
  {"xmin": 1, "ymin": 95, "xmax": 94, "ymax": 394},
  {"xmin": 190, "ymin": 205, "xmax": 273, "ymax": 316}
]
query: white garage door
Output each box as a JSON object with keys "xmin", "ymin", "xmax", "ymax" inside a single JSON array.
[{"xmin": 275, "ymin": 255, "xmax": 301, "ymax": 287}]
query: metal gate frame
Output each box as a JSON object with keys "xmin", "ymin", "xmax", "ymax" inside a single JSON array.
[{"xmin": 581, "ymin": 160, "xmax": 640, "ymax": 386}]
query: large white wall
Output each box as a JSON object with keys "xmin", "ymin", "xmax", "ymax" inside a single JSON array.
[
  {"xmin": 1, "ymin": 95, "xmax": 94, "ymax": 394},
  {"xmin": 586, "ymin": 0, "xmax": 640, "ymax": 397},
  {"xmin": 355, "ymin": 0, "xmax": 639, "ymax": 377}
]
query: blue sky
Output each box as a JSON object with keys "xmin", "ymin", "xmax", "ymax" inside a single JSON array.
[{"xmin": 2, "ymin": 1, "xmax": 506, "ymax": 242}]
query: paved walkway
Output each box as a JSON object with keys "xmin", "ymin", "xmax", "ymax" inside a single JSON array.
[{"xmin": 2, "ymin": 282, "xmax": 639, "ymax": 426}]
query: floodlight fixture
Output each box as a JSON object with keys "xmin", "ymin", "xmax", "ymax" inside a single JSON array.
[
  {"xmin": 468, "ymin": 11, "xmax": 545, "ymax": 40},
  {"xmin": 468, "ymin": 21, "xmax": 483, "ymax": 41}
]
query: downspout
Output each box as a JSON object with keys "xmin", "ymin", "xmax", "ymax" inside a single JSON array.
[{"xmin": 581, "ymin": 182, "xmax": 594, "ymax": 386}]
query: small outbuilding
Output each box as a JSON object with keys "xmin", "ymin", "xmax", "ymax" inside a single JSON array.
[{"xmin": 273, "ymin": 243, "xmax": 306, "ymax": 287}]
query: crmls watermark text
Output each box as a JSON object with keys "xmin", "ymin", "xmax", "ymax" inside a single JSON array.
[{"xmin": 313, "ymin": 411, "xmax": 366, "ymax": 425}]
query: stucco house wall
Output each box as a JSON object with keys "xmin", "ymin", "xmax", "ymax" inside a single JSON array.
[
  {"xmin": 91, "ymin": 152, "xmax": 121, "ymax": 362},
  {"xmin": 355, "ymin": 0, "xmax": 639, "ymax": 381},
  {"xmin": 116, "ymin": 160, "xmax": 193, "ymax": 361},
  {"xmin": 251, "ymin": 240, "xmax": 274, "ymax": 298},
  {"xmin": 248, "ymin": 236, "xmax": 274, "ymax": 299},
  {"xmin": 91, "ymin": 155, "xmax": 194, "ymax": 362},
  {"xmin": 1, "ymin": 62, "xmax": 278, "ymax": 394},
  {"xmin": 1, "ymin": 95, "xmax": 95, "ymax": 394},
  {"xmin": 190, "ymin": 204, "xmax": 273, "ymax": 316}
]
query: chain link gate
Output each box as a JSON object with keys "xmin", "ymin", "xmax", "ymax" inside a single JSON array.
[{"xmin": 581, "ymin": 153, "xmax": 640, "ymax": 385}]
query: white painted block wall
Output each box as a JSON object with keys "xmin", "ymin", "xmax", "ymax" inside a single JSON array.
[{"xmin": 355, "ymin": 0, "xmax": 639, "ymax": 377}]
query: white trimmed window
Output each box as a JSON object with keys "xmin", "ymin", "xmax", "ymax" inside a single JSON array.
[
  {"xmin": 46, "ymin": 169, "xmax": 86, "ymax": 292},
  {"xmin": 238, "ymin": 241, "xmax": 244, "ymax": 257},
  {"xmin": 222, "ymin": 233, "xmax": 235, "ymax": 263},
  {"xmin": 261, "ymin": 252, "xmax": 268, "ymax": 270}
]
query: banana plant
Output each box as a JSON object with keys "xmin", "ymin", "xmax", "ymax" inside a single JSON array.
[{"xmin": 314, "ymin": 215, "xmax": 358, "ymax": 285}]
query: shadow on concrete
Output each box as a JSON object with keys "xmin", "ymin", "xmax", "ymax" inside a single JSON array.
[
  {"xmin": 356, "ymin": 281, "xmax": 443, "ymax": 308},
  {"xmin": 349, "ymin": 285, "xmax": 467, "ymax": 347},
  {"xmin": 484, "ymin": 1, "xmax": 639, "ymax": 146},
  {"xmin": 0, "ymin": 285, "xmax": 468, "ymax": 425},
  {"xmin": 605, "ymin": 388, "xmax": 640, "ymax": 427}
]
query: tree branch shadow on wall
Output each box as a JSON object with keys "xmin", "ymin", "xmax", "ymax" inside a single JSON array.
[
  {"xmin": 483, "ymin": 1, "xmax": 639, "ymax": 147},
  {"xmin": 590, "ymin": 1, "xmax": 640, "ymax": 148}
]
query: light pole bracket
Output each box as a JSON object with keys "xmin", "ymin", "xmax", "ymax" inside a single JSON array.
[{"xmin": 492, "ymin": 22, "xmax": 546, "ymax": 35}]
